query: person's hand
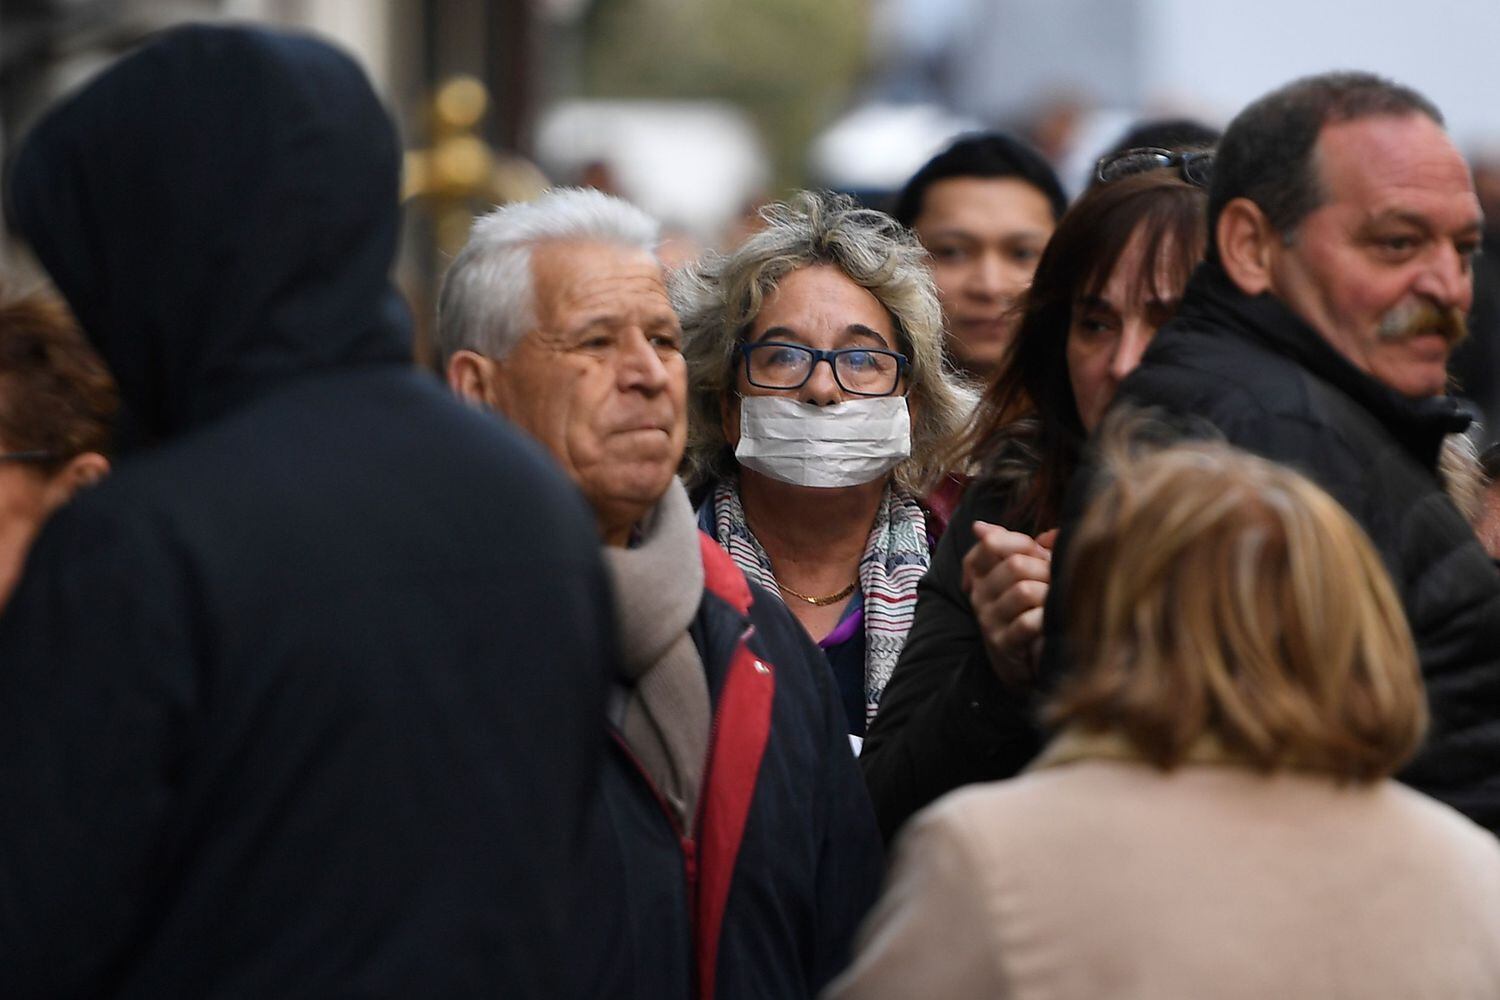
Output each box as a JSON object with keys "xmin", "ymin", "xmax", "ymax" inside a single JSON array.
[{"xmin": 961, "ymin": 523, "xmax": 1057, "ymax": 686}]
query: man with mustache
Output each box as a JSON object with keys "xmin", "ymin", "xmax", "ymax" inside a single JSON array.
[{"xmin": 1043, "ymin": 71, "xmax": 1500, "ymax": 833}]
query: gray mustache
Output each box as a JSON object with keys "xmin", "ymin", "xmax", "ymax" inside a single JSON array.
[{"xmin": 1376, "ymin": 301, "xmax": 1468, "ymax": 345}]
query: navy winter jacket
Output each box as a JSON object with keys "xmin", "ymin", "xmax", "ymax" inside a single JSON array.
[
  {"xmin": 572, "ymin": 534, "xmax": 884, "ymax": 999},
  {"xmin": 0, "ymin": 25, "xmax": 614, "ymax": 997}
]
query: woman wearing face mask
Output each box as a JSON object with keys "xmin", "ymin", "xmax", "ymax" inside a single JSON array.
[
  {"xmin": 860, "ymin": 157, "xmax": 1210, "ymax": 841},
  {"xmin": 677, "ymin": 191, "xmax": 973, "ymax": 740}
]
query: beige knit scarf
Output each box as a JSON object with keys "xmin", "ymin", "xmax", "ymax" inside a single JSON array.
[{"xmin": 603, "ymin": 479, "xmax": 711, "ymax": 828}]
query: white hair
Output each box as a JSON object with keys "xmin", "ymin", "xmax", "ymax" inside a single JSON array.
[{"xmin": 434, "ymin": 187, "xmax": 661, "ymax": 369}]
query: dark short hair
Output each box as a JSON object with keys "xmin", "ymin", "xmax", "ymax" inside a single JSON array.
[
  {"xmin": 0, "ymin": 289, "xmax": 117, "ymax": 467},
  {"xmin": 1208, "ymin": 71, "xmax": 1443, "ymax": 259},
  {"xmin": 891, "ymin": 131, "xmax": 1068, "ymax": 228}
]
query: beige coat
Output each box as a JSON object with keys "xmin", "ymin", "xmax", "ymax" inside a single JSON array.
[{"xmin": 826, "ymin": 735, "xmax": 1500, "ymax": 1000}]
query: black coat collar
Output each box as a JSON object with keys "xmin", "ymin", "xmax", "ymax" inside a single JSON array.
[{"xmin": 1167, "ymin": 260, "xmax": 1471, "ymax": 470}]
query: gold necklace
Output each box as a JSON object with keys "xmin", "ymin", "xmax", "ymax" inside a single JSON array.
[{"xmin": 777, "ymin": 578, "xmax": 857, "ymax": 607}]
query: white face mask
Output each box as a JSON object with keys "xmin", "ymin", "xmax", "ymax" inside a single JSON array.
[{"xmin": 734, "ymin": 395, "xmax": 912, "ymax": 489}]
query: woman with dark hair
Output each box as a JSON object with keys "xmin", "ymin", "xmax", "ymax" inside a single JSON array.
[
  {"xmin": 860, "ymin": 160, "xmax": 1210, "ymax": 841},
  {"xmin": 0, "ymin": 287, "xmax": 115, "ymax": 609}
]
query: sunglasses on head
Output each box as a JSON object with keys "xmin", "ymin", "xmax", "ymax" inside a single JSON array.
[{"xmin": 1096, "ymin": 147, "xmax": 1214, "ymax": 188}]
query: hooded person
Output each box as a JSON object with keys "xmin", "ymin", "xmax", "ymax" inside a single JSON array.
[{"xmin": 0, "ymin": 24, "xmax": 614, "ymax": 998}]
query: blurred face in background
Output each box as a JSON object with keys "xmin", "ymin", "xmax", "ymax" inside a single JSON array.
[{"xmin": 913, "ymin": 177, "xmax": 1056, "ymax": 377}]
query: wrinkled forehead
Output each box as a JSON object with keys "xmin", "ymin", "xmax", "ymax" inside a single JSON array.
[
  {"xmin": 1312, "ymin": 114, "xmax": 1480, "ymax": 223},
  {"xmin": 531, "ymin": 240, "xmax": 673, "ymax": 326},
  {"xmin": 751, "ymin": 263, "xmax": 906, "ymax": 350}
]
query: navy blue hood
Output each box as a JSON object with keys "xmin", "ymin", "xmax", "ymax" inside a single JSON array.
[{"xmin": 7, "ymin": 24, "xmax": 411, "ymax": 439}]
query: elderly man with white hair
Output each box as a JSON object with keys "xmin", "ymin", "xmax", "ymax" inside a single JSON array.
[{"xmin": 436, "ymin": 187, "xmax": 883, "ymax": 1000}]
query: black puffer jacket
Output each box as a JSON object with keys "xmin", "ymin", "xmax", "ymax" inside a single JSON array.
[
  {"xmin": 1045, "ymin": 260, "xmax": 1500, "ymax": 832},
  {"xmin": 0, "ymin": 25, "xmax": 614, "ymax": 997},
  {"xmin": 860, "ymin": 478, "xmax": 1045, "ymax": 845}
]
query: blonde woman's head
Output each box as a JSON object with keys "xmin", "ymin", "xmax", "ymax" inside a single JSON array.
[{"xmin": 1050, "ymin": 436, "xmax": 1425, "ymax": 782}]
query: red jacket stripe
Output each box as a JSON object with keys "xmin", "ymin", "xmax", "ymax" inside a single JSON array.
[{"xmin": 694, "ymin": 642, "xmax": 775, "ymax": 999}]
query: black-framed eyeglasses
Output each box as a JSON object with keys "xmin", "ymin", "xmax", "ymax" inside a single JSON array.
[
  {"xmin": 1096, "ymin": 147, "xmax": 1214, "ymax": 188},
  {"xmin": 738, "ymin": 342, "xmax": 910, "ymax": 397},
  {"xmin": 0, "ymin": 450, "xmax": 58, "ymax": 465}
]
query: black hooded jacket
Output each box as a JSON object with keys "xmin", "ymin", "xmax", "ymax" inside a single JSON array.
[
  {"xmin": 0, "ymin": 25, "xmax": 614, "ymax": 997},
  {"xmin": 1043, "ymin": 260, "xmax": 1500, "ymax": 832}
]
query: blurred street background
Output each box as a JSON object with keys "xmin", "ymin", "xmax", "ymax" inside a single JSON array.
[{"xmin": 5, "ymin": 0, "xmax": 1500, "ymax": 358}]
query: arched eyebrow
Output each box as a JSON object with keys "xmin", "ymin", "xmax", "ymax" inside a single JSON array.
[{"xmin": 844, "ymin": 323, "xmax": 893, "ymax": 348}]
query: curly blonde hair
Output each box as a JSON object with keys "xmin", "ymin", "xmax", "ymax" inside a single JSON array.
[{"xmin": 674, "ymin": 190, "xmax": 974, "ymax": 495}]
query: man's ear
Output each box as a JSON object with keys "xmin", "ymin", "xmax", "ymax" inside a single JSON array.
[
  {"xmin": 1216, "ymin": 197, "xmax": 1280, "ymax": 297},
  {"xmin": 446, "ymin": 349, "xmax": 506, "ymax": 412},
  {"xmin": 43, "ymin": 452, "xmax": 110, "ymax": 508}
]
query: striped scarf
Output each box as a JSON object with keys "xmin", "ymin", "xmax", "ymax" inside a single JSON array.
[{"xmin": 707, "ymin": 479, "xmax": 930, "ymax": 726}]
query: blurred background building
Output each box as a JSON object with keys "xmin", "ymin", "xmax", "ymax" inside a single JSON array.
[{"xmin": 6, "ymin": 0, "xmax": 1500, "ymax": 366}]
